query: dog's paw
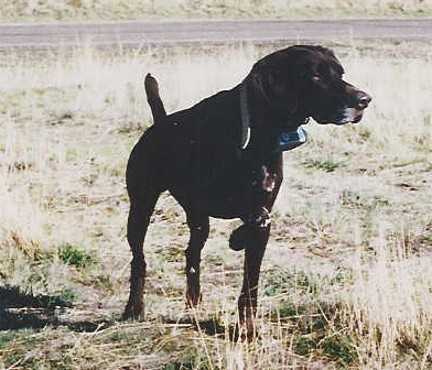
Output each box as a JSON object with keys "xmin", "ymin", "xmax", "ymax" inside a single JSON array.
[
  {"xmin": 186, "ymin": 291, "xmax": 202, "ymax": 308},
  {"xmin": 229, "ymin": 224, "xmax": 251, "ymax": 251},
  {"xmin": 122, "ymin": 303, "xmax": 145, "ymax": 321},
  {"xmin": 230, "ymin": 320, "xmax": 259, "ymax": 343}
]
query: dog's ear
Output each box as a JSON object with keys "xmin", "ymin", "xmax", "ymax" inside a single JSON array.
[{"xmin": 250, "ymin": 62, "xmax": 298, "ymax": 115}]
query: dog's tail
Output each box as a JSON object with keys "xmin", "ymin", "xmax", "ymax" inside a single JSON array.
[{"xmin": 144, "ymin": 73, "xmax": 167, "ymax": 125}]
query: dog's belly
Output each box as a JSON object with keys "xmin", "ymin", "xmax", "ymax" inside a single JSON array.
[
  {"xmin": 203, "ymin": 193, "xmax": 248, "ymax": 219},
  {"xmin": 170, "ymin": 175, "xmax": 256, "ymax": 220},
  {"xmin": 209, "ymin": 179, "xmax": 260, "ymax": 219}
]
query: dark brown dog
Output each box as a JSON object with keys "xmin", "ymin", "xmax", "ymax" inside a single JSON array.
[{"xmin": 122, "ymin": 45, "xmax": 371, "ymax": 335}]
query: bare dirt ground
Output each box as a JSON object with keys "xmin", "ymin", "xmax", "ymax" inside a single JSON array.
[{"xmin": 0, "ymin": 39, "xmax": 431, "ymax": 369}]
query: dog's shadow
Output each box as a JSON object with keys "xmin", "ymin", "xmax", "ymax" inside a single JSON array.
[
  {"xmin": 0, "ymin": 286, "xmax": 113, "ymax": 332},
  {"xmin": 1, "ymin": 286, "xmax": 246, "ymax": 341},
  {"xmin": 161, "ymin": 315, "xmax": 242, "ymax": 342}
]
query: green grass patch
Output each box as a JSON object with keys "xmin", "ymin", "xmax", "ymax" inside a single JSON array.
[
  {"xmin": 163, "ymin": 355, "xmax": 213, "ymax": 370},
  {"xmin": 322, "ymin": 334, "xmax": 357, "ymax": 365},
  {"xmin": 0, "ymin": 329, "xmax": 42, "ymax": 368},
  {"xmin": 164, "ymin": 361, "xmax": 195, "ymax": 370},
  {"xmin": 340, "ymin": 190, "xmax": 390, "ymax": 209},
  {"xmin": 264, "ymin": 269, "xmax": 329, "ymax": 297},
  {"xmin": 293, "ymin": 332, "xmax": 357, "ymax": 365},
  {"xmin": 0, "ymin": 331, "xmax": 19, "ymax": 349},
  {"xmin": 56, "ymin": 288, "xmax": 77, "ymax": 303},
  {"xmin": 294, "ymin": 335, "xmax": 317, "ymax": 356},
  {"xmin": 276, "ymin": 300, "xmax": 357, "ymax": 365},
  {"xmin": 303, "ymin": 159, "xmax": 343, "ymax": 173},
  {"xmin": 57, "ymin": 244, "xmax": 96, "ymax": 269}
]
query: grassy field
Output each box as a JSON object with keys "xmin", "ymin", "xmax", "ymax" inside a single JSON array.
[
  {"xmin": 0, "ymin": 0, "xmax": 431, "ymax": 23},
  {"xmin": 0, "ymin": 41, "xmax": 431, "ymax": 369}
]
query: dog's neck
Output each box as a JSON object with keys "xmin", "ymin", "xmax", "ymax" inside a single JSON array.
[{"xmin": 239, "ymin": 79, "xmax": 308, "ymax": 150}]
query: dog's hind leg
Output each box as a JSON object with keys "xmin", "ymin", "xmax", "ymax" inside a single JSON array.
[
  {"xmin": 185, "ymin": 212, "xmax": 209, "ymax": 307},
  {"xmin": 123, "ymin": 190, "xmax": 160, "ymax": 320}
]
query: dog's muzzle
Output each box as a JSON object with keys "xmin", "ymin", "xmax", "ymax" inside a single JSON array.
[{"xmin": 336, "ymin": 92, "xmax": 371, "ymax": 125}]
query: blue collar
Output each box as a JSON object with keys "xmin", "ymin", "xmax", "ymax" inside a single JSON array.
[{"xmin": 279, "ymin": 126, "xmax": 308, "ymax": 152}]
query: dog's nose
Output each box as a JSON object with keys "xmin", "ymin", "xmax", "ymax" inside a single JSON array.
[{"xmin": 355, "ymin": 92, "xmax": 372, "ymax": 109}]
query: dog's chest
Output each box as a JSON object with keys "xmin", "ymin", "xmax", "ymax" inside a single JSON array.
[
  {"xmin": 196, "ymin": 167, "xmax": 273, "ymax": 219},
  {"xmin": 169, "ymin": 156, "xmax": 277, "ymax": 219},
  {"xmin": 163, "ymin": 112, "xmax": 279, "ymax": 218}
]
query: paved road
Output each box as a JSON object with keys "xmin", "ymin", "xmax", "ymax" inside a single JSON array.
[{"xmin": 0, "ymin": 19, "xmax": 431, "ymax": 48}]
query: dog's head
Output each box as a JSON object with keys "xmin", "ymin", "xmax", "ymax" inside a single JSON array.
[{"xmin": 249, "ymin": 45, "xmax": 371, "ymax": 126}]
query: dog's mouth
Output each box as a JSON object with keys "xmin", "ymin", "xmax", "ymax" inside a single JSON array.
[
  {"xmin": 314, "ymin": 107, "xmax": 365, "ymax": 125},
  {"xmin": 351, "ymin": 113, "xmax": 364, "ymax": 124},
  {"xmin": 336, "ymin": 107, "xmax": 365, "ymax": 125}
]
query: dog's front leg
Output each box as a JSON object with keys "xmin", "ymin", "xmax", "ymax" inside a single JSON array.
[
  {"xmin": 234, "ymin": 171, "xmax": 275, "ymax": 339},
  {"xmin": 237, "ymin": 224, "xmax": 270, "ymax": 339},
  {"xmin": 234, "ymin": 154, "xmax": 283, "ymax": 339},
  {"xmin": 229, "ymin": 164, "xmax": 279, "ymax": 251}
]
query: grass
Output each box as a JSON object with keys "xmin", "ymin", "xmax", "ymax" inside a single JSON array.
[
  {"xmin": 0, "ymin": 40, "xmax": 431, "ymax": 369},
  {"xmin": 0, "ymin": 0, "xmax": 431, "ymax": 23},
  {"xmin": 58, "ymin": 244, "xmax": 96, "ymax": 269},
  {"xmin": 303, "ymin": 158, "xmax": 343, "ymax": 172}
]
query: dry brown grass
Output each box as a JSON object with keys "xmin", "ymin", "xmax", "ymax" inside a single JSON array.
[
  {"xmin": 0, "ymin": 0, "xmax": 431, "ymax": 23},
  {"xmin": 0, "ymin": 41, "xmax": 431, "ymax": 369}
]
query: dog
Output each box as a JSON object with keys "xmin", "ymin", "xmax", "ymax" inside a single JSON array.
[{"xmin": 122, "ymin": 45, "xmax": 371, "ymax": 336}]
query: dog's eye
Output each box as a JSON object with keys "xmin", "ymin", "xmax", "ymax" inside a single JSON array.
[{"xmin": 312, "ymin": 75, "xmax": 321, "ymax": 82}]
